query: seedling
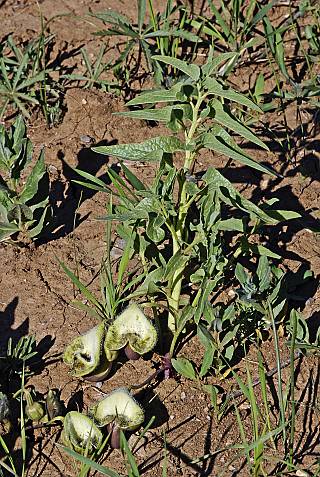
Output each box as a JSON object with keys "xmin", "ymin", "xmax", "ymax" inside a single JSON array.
[
  {"xmin": 61, "ymin": 411, "xmax": 103, "ymax": 457},
  {"xmin": 62, "ymin": 46, "xmax": 119, "ymax": 93},
  {"xmin": 63, "ymin": 323, "xmax": 118, "ymax": 381},
  {"xmin": 89, "ymin": 387, "xmax": 144, "ymax": 448},
  {"xmin": 0, "ymin": 116, "xmax": 51, "ymax": 244},
  {"xmin": 105, "ymin": 303, "xmax": 157, "ymax": 360},
  {"xmin": 190, "ymin": 0, "xmax": 277, "ymax": 76},
  {"xmin": 0, "ymin": 33, "xmax": 62, "ymax": 123},
  {"xmin": 89, "ymin": 0, "xmax": 199, "ymax": 88}
]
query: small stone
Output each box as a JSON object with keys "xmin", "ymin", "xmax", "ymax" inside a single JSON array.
[
  {"xmin": 228, "ymin": 289, "xmax": 236, "ymax": 298},
  {"xmin": 305, "ymin": 297, "xmax": 315, "ymax": 307},
  {"xmin": 48, "ymin": 164, "xmax": 58, "ymax": 175},
  {"xmin": 79, "ymin": 134, "xmax": 94, "ymax": 145},
  {"xmin": 81, "ymin": 98, "xmax": 87, "ymax": 105},
  {"xmin": 180, "ymin": 391, "xmax": 186, "ymax": 400},
  {"xmin": 296, "ymin": 471, "xmax": 309, "ymax": 477},
  {"xmin": 170, "ymin": 415, "xmax": 175, "ymax": 420}
]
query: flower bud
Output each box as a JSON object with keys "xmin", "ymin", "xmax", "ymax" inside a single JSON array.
[{"xmin": 24, "ymin": 390, "xmax": 45, "ymax": 421}]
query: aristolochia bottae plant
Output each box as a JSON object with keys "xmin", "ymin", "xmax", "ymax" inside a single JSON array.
[
  {"xmin": 63, "ymin": 323, "xmax": 118, "ymax": 381},
  {"xmin": 0, "ymin": 116, "xmax": 51, "ymax": 243},
  {"xmin": 61, "ymin": 411, "xmax": 103, "ymax": 457},
  {"xmin": 105, "ymin": 303, "xmax": 158, "ymax": 360},
  {"xmin": 89, "ymin": 387, "xmax": 145, "ymax": 448},
  {"xmin": 75, "ymin": 52, "xmax": 299, "ymax": 376}
]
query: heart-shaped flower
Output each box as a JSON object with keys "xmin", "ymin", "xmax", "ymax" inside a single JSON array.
[
  {"xmin": 89, "ymin": 387, "xmax": 144, "ymax": 431},
  {"xmin": 105, "ymin": 304, "xmax": 157, "ymax": 358},
  {"xmin": 63, "ymin": 322, "xmax": 118, "ymax": 379},
  {"xmin": 61, "ymin": 411, "xmax": 103, "ymax": 456}
]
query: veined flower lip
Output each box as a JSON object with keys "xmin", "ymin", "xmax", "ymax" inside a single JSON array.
[
  {"xmin": 63, "ymin": 323, "xmax": 105, "ymax": 378},
  {"xmin": 89, "ymin": 387, "xmax": 145, "ymax": 431},
  {"xmin": 62, "ymin": 411, "xmax": 103, "ymax": 455},
  {"xmin": 105, "ymin": 304, "xmax": 157, "ymax": 355}
]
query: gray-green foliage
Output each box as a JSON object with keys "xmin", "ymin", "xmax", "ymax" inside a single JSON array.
[
  {"xmin": 62, "ymin": 46, "xmax": 119, "ymax": 93},
  {"xmin": 0, "ymin": 34, "xmax": 62, "ymax": 123},
  {"xmin": 90, "ymin": 0, "xmax": 199, "ymax": 86},
  {"xmin": 75, "ymin": 53, "xmax": 299, "ymax": 376},
  {"xmin": 0, "ymin": 116, "xmax": 50, "ymax": 243},
  {"xmin": 190, "ymin": 0, "xmax": 277, "ymax": 76}
]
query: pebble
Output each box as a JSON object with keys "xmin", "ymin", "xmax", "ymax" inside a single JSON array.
[
  {"xmin": 48, "ymin": 164, "xmax": 58, "ymax": 175},
  {"xmin": 180, "ymin": 391, "xmax": 186, "ymax": 400},
  {"xmin": 79, "ymin": 134, "xmax": 94, "ymax": 145},
  {"xmin": 82, "ymin": 98, "xmax": 87, "ymax": 105}
]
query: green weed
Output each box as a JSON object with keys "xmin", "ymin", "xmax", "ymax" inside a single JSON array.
[{"xmin": 0, "ymin": 116, "xmax": 51, "ymax": 244}]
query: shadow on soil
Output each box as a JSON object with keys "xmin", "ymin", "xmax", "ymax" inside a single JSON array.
[{"xmin": 40, "ymin": 139, "xmax": 117, "ymax": 244}]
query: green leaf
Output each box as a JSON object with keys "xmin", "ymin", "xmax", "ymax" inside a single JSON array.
[
  {"xmin": 257, "ymin": 256, "xmax": 271, "ymax": 292},
  {"xmin": 235, "ymin": 263, "xmax": 248, "ymax": 287},
  {"xmin": 126, "ymin": 89, "xmax": 178, "ymax": 106},
  {"xmin": 205, "ymin": 77, "xmax": 261, "ymax": 112},
  {"xmin": 171, "ymin": 357, "xmax": 197, "ymax": 380},
  {"xmin": 58, "ymin": 259, "xmax": 102, "ymax": 311},
  {"xmin": 115, "ymin": 108, "xmax": 171, "ymax": 122},
  {"xmin": 210, "ymin": 99, "xmax": 267, "ymax": 150},
  {"xmin": 217, "ymin": 218, "xmax": 245, "ymax": 232},
  {"xmin": 197, "ymin": 325, "xmax": 215, "ymax": 377},
  {"xmin": 146, "ymin": 214, "xmax": 165, "ymax": 242},
  {"xmin": 57, "ymin": 445, "xmax": 121, "ymax": 477},
  {"xmin": 203, "ymin": 167, "xmax": 278, "ymax": 224},
  {"xmin": 93, "ymin": 136, "xmax": 185, "ymax": 162},
  {"xmin": 248, "ymin": 243, "xmax": 281, "ymax": 259},
  {"xmin": 120, "ymin": 431, "xmax": 140, "ymax": 477},
  {"xmin": 120, "ymin": 162, "xmax": 146, "ymax": 191},
  {"xmin": 72, "ymin": 168, "xmax": 113, "ymax": 194},
  {"xmin": 152, "ymin": 55, "xmax": 200, "ymax": 81},
  {"xmin": 201, "ymin": 51, "xmax": 238, "ymax": 77},
  {"xmin": 262, "ymin": 209, "xmax": 300, "ymax": 221},
  {"xmin": 28, "ymin": 206, "xmax": 48, "ymax": 238},
  {"xmin": 117, "ymin": 233, "xmax": 133, "ymax": 286},
  {"xmin": 202, "ymin": 131, "xmax": 276, "ymax": 177},
  {"xmin": 19, "ymin": 149, "xmax": 46, "ymax": 203},
  {"xmin": 163, "ymin": 250, "xmax": 189, "ymax": 281}
]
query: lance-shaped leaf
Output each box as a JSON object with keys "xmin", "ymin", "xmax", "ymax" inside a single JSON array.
[
  {"xmin": 19, "ymin": 149, "xmax": 46, "ymax": 203},
  {"xmin": 210, "ymin": 99, "xmax": 267, "ymax": 150},
  {"xmin": 152, "ymin": 55, "xmax": 200, "ymax": 82},
  {"xmin": 203, "ymin": 167, "xmax": 279, "ymax": 224},
  {"xmin": 126, "ymin": 88, "xmax": 179, "ymax": 106},
  {"xmin": 93, "ymin": 136, "xmax": 185, "ymax": 162},
  {"xmin": 201, "ymin": 130, "xmax": 276, "ymax": 176},
  {"xmin": 204, "ymin": 77, "xmax": 262, "ymax": 112},
  {"xmin": 89, "ymin": 387, "xmax": 144, "ymax": 431},
  {"xmin": 61, "ymin": 411, "xmax": 103, "ymax": 456}
]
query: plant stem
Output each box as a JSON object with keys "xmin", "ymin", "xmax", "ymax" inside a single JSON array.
[
  {"xmin": 267, "ymin": 301, "xmax": 286, "ymax": 442},
  {"xmin": 288, "ymin": 310, "xmax": 297, "ymax": 468},
  {"xmin": 167, "ymin": 87, "xmax": 204, "ymax": 334}
]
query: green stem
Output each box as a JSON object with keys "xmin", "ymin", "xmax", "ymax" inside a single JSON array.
[
  {"xmin": 267, "ymin": 301, "xmax": 286, "ymax": 442},
  {"xmin": 167, "ymin": 87, "xmax": 205, "ymax": 335},
  {"xmin": 288, "ymin": 310, "xmax": 297, "ymax": 467}
]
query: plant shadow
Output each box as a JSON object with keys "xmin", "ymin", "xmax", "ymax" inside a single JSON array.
[{"xmin": 40, "ymin": 139, "xmax": 117, "ymax": 244}]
